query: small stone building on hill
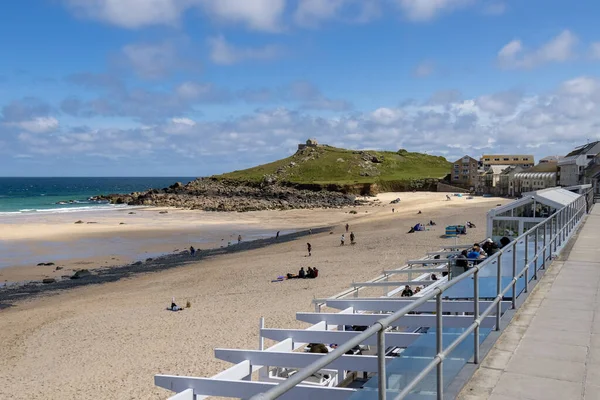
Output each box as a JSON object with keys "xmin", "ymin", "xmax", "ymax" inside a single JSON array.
[{"xmin": 298, "ymin": 138, "xmax": 320, "ymax": 151}]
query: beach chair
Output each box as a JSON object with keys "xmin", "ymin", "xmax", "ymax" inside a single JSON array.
[{"xmin": 445, "ymin": 225, "xmax": 457, "ymax": 238}]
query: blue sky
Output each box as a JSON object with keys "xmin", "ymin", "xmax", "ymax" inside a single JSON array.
[{"xmin": 1, "ymin": 0, "xmax": 600, "ymax": 176}]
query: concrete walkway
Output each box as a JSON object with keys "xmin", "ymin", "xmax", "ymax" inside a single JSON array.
[{"xmin": 458, "ymin": 205, "xmax": 600, "ymax": 400}]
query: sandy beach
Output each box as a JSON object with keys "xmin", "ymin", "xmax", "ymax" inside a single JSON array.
[{"xmin": 0, "ymin": 192, "xmax": 504, "ymax": 399}]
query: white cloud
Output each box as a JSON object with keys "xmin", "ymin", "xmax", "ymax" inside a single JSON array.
[
  {"xmin": 10, "ymin": 117, "xmax": 60, "ymax": 133},
  {"xmin": 198, "ymin": 0, "xmax": 285, "ymax": 32},
  {"xmin": 413, "ymin": 61, "xmax": 435, "ymax": 77},
  {"xmin": 294, "ymin": 0, "xmax": 380, "ymax": 26},
  {"xmin": 395, "ymin": 0, "xmax": 473, "ymax": 21},
  {"xmin": 63, "ymin": 0, "xmax": 285, "ymax": 31},
  {"xmin": 497, "ymin": 30, "xmax": 578, "ymax": 69},
  {"xmin": 207, "ymin": 35, "xmax": 283, "ymax": 65},
  {"xmin": 370, "ymin": 107, "xmax": 404, "ymax": 125}
]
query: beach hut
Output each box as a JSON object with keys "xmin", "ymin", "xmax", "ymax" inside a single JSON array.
[{"xmin": 486, "ymin": 187, "xmax": 583, "ymax": 242}]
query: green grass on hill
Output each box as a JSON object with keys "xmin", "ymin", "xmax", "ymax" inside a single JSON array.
[{"xmin": 217, "ymin": 145, "xmax": 451, "ymax": 185}]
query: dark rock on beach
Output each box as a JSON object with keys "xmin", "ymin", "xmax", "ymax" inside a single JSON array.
[
  {"xmin": 91, "ymin": 178, "xmax": 363, "ymax": 212},
  {"xmin": 70, "ymin": 269, "xmax": 91, "ymax": 279},
  {"xmin": 42, "ymin": 278, "xmax": 56, "ymax": 284}
]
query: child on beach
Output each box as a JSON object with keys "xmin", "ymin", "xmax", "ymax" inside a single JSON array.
[
  {"xmin": 340, "ymin": 234, "xmax": 345, "ymax": 246},
  {"xmin": 307, "ymin": 243, "xmax": 312, "ymax": 256}
]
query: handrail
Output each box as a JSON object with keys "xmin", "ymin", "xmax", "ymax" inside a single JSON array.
[{"xmin": 250, "ymin": 189, "xmax": 591, "ymax": 400}]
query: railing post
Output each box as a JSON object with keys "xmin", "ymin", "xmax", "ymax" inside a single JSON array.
[
  {"xmin": 542, "ymin": 221, "xmax": 547, "ymax": 269},
  {"xmin": 550, "ymin": 214, "xmax": 555, "ymax": 254},
  {"xmin": 259, "ymin": 317, "xmax": 265, "ymax": 350},
  {"xmin": 436, "ymin": 293, "xmax": 443, "ymax": 400},
  {"xmin": 533, "ymin": 227, "xmax": 538, "ymax": 280},
  {"xmin": 524, "ymin": 236, "xmax": 529, "ymax": 293},
  {"xmin": 474, "ymin": 268, "xmax": 480, "ymax": 362},
  {"xmin": 496, "ymin": 253, "xmax": 502, "ymax": 331},
  {"xmin": 511, "ymin": 244, "xmax": 517, "ymax": 309},
  {"xmin": 377, "ymin": 329, "xmax": 386, "ymax": 400}
]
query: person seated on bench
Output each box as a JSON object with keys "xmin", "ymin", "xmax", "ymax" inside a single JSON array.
[{"xmin": 401, "ymin": 285, "xmax": 413, "ymax": 297}]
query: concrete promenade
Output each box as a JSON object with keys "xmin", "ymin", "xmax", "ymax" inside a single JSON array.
[{"xmin": 458, "ymin": 205, "xmax": 600, "ymax": 400}]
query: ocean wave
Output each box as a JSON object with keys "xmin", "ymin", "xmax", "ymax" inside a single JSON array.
[{"xmin": 0, "ymin": 204, "xmax": 140, "ymax": 216}]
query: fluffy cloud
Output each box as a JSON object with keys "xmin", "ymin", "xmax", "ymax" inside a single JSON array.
[
  {"xmin": 294, "ymin": 0, "xmax": 380, "ymax": 26},
  {"xmin": 207, "ymin": 35, "xmax": 283, "ymax": 65},
  {"xmin": 62, "ymin": 0, "xmax": 285, "ymax": 31},
  {"xmin": 498, "ymin": 30, "xmax": 578, "ymax": 69},
  {"xmin": 395, "ymin": 0, "xmax": 473, "ymax": 21},
  {"xmin": 11, "ymin": 117, "xmax": 60, "ymax": 134}
]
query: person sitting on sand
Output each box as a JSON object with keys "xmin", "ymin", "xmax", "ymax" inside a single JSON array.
[
  {"xmin": 169, "ymin": 298, "xmax": 182, "ymax": 311},
  {"xmin": 307, "ymin": 267, "xmax": 314, "ymax": 278},
  {"xmin": 401, "ymin": 285, "xmax": 413, "ymax": 297},
  {"xmin": 313, "ymin": 267, "xmax": 319, "ymax": 278},
  {"xmin": 429, "ymin": 220, "xmax": 436, "ymax": 226},
  {"xmin": 446, "ymin": 195, "xmax": 451, "ymax": 201},
  {"xmin": 299, "ymin": 267, "xmax": 306, "ymax": 279},
  {"xmin": 467, "ymin": 221, "xmax": 476, "ymax": 228},
  {"xmin": 418, "ymin": 210, "xmax": 422, "ymax": 214},
  {"xmin": 350, "ymin": 232, "xmax": 355, "ymax": 244},
  {"xmin": 340, "ymin": 234, "xmax": 345, "ymax": 246},
  {"xmin": 307, "ymin": 243, "xmax": 312, "ymax": 256}
]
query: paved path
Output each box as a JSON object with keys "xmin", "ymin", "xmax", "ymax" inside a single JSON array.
[{"xmin": 458, "ymin": 205, "xmax": 600, "ymax": 400}]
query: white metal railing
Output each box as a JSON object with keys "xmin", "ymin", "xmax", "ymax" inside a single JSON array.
[{"xmin": 249, "ymin": 191, "xmax": 591, "ymax": 400}]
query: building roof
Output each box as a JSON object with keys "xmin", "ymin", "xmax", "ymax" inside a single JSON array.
[
  {"xmin": 513, "ymin": 172, "xmax": 556, "ymax": 179},
  {"xmin": 489, "ymin": 187, "xmax": 581, "ymax": 218},
  {"xmin": 565, "ymin": 141, "xmax": 600, "ymax": 157},
  {"xmin": 540, "ymin": 155, "xmax": 563, "ymax": 162},
  {"xmin": 487, "ymin": 165, "xmax": 511, "ymax": 174},
  {"xmin": 528, "ymin": 163, "xmax": 558, "ymax": 173},
  {"xmin": 481, "ymin": 154, "xmax": 534, "ymax": 158},
  {"xmin": 452, "ymin": 155, "xmax": 477, "ymax": 163}
]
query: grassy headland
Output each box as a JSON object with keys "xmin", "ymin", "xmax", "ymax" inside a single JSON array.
[{"xmin": 217, "ymin": 146, "xmax": 451, "ymax": 186}]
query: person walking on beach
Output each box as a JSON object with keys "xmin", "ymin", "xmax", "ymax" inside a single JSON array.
[
  {"xmin": 238, "ymin": 235, "xmax": 242, "ymax": 244},
  {"xmin": 340, "ymin": 234, "xmax": 345, "ymax": 246},
  {"xmin": 345, "ymin": 223, "xmax": 349, "ymax": 232},
  {"xmin": 276, "ymin": 231, "xmax": 280, "ymax": 239},
  {"xmin": 189, "ymin": 246, "xmax": 196, "ymax": 256},
  {"xmin": 307, "ymin": 243, "xmax": 312, "ymax": 256},
  {"xmin": 350, "ymin": 232, "xmax": 355, "ymax": 245}
]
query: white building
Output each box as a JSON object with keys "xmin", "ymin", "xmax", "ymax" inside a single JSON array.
[{"xmin": 558, "ymin": 141, "xmax": 600, "ymax": 187}]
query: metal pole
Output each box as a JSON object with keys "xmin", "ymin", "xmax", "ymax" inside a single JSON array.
[
  {"xmin": 550, "ymin": 215, "xmax": 555, "ymax": 254},
  {"xmin": 542, "ymin": 221, "xmax": 547, "ymax": 269},
  {"xmin": 436, "ymin": 293, "xmax": 443, "ymax": 400},
  {"xmin": 259, "ymin": 317, "xmax": 265, "ymax": 350},
  {"xmin": 511, "ymin": 243, "xmax": 517, "ymax": 309},
  {"xmin": 496, "ymin": 253, "xmax": 502, "ymax": 331},
  {"xmin": 474, "ymin": 268, "xmax": 480, "ymax": 362},
  {"xmin": 524, "ymin": 235, "xmax": 529, "ymax": 293},
  {"xmin": 377, "ymin": 329, "xmax": 386, "ymax": 400},
  {"xmin": 533, "ymin": 227, "xmax": 538, "ymax": 280}
]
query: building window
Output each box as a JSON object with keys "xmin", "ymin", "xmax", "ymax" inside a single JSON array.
[
  {"xmin": 494, "ymin": 158, "xmax": 500, "ymax": 161},
  {"xmin": 513, "ymin": 158, "xmax": 519, "ymax": 161},
  {"xmin": 454, "ymin": 176, "xmax": 459, "ymax": 180},
  {"xmin": 503, "ymin": 158, "xmax": 509, "ymax": 161}
]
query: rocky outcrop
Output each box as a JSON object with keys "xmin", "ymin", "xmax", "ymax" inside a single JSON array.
[{"xmin": 92, "ymin": 178, "xmax": 362, "ymax": 212}]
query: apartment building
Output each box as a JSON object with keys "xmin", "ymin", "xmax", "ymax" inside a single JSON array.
[
  {"xmin": 480, "ymin": 155, "xmax": 535, "ymax": 169},
  {"xmin": 450, "ymin": 155, "xmax": 479, "ymax": 187},
  {"xmin": 558, "ymin": 141, "xmax": 600, "ymax": 187}
]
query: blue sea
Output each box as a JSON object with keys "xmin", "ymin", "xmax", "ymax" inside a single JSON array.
[{"xmin": 0, "ymin": 177, "xmax": 196, "ymax": 214}]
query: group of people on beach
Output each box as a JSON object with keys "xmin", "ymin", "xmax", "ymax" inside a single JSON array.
[{"xmin": 288, "ymin": 266, "xmax": 319, "ymax": 279}]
